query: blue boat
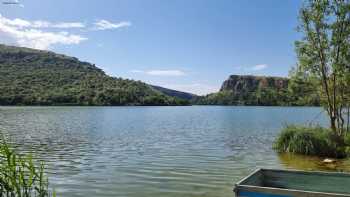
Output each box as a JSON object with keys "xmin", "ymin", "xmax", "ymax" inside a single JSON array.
[{"xmin": 234, "ymin": 169, "xmax": 350, "ymax": 197}]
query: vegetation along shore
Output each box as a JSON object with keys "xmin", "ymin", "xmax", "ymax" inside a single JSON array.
[
  {"xmin": 274, "ymin": 0, "xmax": 350, "ymax": 158},
  {"xmin": 0, "ymin": 137, "xmax": 55, "ymax": 197}
]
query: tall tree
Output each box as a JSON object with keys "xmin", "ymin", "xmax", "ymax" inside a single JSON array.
[{"xmin": 295, "ymin": 0, "xmax": 350, "ymax": 138}]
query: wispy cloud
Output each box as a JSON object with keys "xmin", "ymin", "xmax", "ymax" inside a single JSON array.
[
  {"xmin": 130, "ymin": 69, "xmax": 186, "ymax": 77},
  {"xmin": 94, "ymin": 20, "xmax": 131, "ymax": 30},
  {"xmin": 233, "ymin": 64, "xmax": 269, "ymax": 73},
  {"xmin": 130, "ymin": 69, "xmax": 144, "ymax": 73},
  {"xmin": 0, "ymin": 16, "xmax": 85, "ymax": 29},
  {"xmin": 50, "ymin": 22, "xmax": 85, "ymax": 29},
  {"xmin": 146, "ymin": 70, "xmax": 185, "ymax": 76},
  {"xmin": 2, "ymin": 0, "xmax": 24, "ymax": 7},
  {"xmin": 0, "ymin": 14, "xmax": 87, "ymax": 50},
  {"xmin": 251, "ymin": 64, "xmax": 268, "ymax": 71}
]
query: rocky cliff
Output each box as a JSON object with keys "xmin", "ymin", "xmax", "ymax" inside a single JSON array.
[
  {"xmin": 220, "ymin": 75, "xmax": 289, "ymax": 94},
  {"xmin": 195, "ymin": 75, "xmax": 290, "ymax": 106}
]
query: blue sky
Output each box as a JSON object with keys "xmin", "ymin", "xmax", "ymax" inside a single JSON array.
[{"xmin": 0, "ymin": 0, "xmax": 302, "ymax": 95}]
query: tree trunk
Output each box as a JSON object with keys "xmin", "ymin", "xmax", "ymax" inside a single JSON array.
[
  {"xmin": 331, "ymin": 116, "xmax": 337, "ymax": 134},
  {"xmin": 347, "ymin": 106, "xmax": 350, "ymax": 133}
]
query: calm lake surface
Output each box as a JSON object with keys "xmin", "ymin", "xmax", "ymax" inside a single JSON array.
[{"xmin": 1, "ymin": 106, "xmax": 349, "ymax": 197}]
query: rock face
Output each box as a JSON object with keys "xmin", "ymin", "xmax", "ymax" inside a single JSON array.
[
  {"xmin": 220, "ymin": 75, "xmax": 289, "ymax": 95},
  {"xmin": 195, "ymin": 75, "xmax": 290, "ymax": 105}
]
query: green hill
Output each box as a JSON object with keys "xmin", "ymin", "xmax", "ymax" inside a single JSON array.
[{"xmin": 0, "ymin": 44, "xmax": 189, "ymax": 106}]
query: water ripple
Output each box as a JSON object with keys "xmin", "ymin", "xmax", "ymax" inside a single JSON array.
[{"xmin": 0, "ymin": 106, "xmax": 331, "ymax": 197}]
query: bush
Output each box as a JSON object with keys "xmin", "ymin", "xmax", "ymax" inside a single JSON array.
[
  {"xmin": 0, "ymin": 138, "xmax": 55, "ymax": 197},
  {"xmin": 273, "ymin": 125, "xmax": 348, "ymax": 158}
]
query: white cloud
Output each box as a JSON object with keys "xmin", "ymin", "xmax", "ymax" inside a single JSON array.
[
  {"xmin": 130, "ymin": 69, "xmax": 143, "ymax": 73},
  {"xmin": 94, "ymin": 20, "xmax": 131, "ymax": 30},
  {"xmin": 251, "ymin": 64, "xmax": 268, "ymax": 71},
  {"xmin": 0, "ymin": 15, "xmax": 85, "ymax": 29},
  {"xmin": 0, "ymin": 15, "xmax": 87, "ymax": 50},
  {"xmin": 51, "ymin": 22, "xmax": 85, "ymax": 29},
  {"xmin": 1, "ymin": 17, "xmax": 29, "ymax": 27},
  {"xmin": 233, "ymin": 64, "xmax": 269, "ymax": 73},
  {"xmin": 146, "ymin": 70, "xmax": 185, "ymax": 76},
  {"xmin": 0, "ymin": 15, "xmax": 131, "ymax": 49},
  {"xmin": 130, "ymin": 69, "xmax": 186, "ymax": 77},
  {"xmin": 28, "ymin": 21, "xmax": 85, "ymax": 29},
  {"xmin": 2, "ymin": 0, "xmax": 24, "ymax": 7}
]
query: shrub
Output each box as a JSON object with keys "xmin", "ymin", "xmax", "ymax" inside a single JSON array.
[
  {"xmin": 273, "ymin": 125, "xmax": 348, "ymax": 158},
  {"xmin": 0, "ymin": 137, "xmax": 55, "ymax": 197}
]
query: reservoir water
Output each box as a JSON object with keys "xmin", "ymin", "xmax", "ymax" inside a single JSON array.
[{"xmin": 0, "ymin": 106, "xmax": 348, "ymax": 197}]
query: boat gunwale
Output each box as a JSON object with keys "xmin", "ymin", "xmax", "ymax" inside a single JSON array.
[{"xmin": 234, "ymin": 168, "xmax": 350, "ymax": 197}]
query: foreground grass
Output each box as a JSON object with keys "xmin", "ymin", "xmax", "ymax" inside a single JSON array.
[
  {"xmin": 0, "ymin": 137, "xmax": 55, "ymax": 197},
  {"xmin": 273, "ymin": 125, "xmax": 350, "ymax": 158}
]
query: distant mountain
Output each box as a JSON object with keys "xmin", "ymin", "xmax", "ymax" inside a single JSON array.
[
  {"xmin": 151, "ymin": 85, "xmax": 196, "ymax": 100},
  {"xmin": 195, "ymin": 75, "xmax": 291, "ymax": 106},
  {"xmin": 0, "ymin": 44, "xmax": 189, "ymax": 106}
]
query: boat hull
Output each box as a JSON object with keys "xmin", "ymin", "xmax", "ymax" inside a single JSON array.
[{"xmin": 234, "ymin": 169, "xmax": 350, "ymax": 197}]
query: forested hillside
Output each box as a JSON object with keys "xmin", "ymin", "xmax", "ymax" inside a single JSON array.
[{"xmin": 0, "ymin": 44, "xmax": 189, "ymax": 106}]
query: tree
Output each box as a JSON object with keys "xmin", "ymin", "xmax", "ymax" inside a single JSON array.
[
  {"xmin": 295, "ymin": 0, "xmax": 350, "ymax": 139},
  {"xmin": 288, "ymin": 66, "xmax": 320, "ymax": 106}
]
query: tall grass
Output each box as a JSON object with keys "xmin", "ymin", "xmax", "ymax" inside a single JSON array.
[
  {"xmin": 273, "ymin": 125, "xmax": 349, "ymax": 158},
  {"xmin": 0, "ymin": 137, "xmax": 55, "ymax": 197}
]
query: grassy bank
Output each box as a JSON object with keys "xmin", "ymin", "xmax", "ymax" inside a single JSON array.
[
  {"xmin": 0, "ymin": 137, "xmax": 55, "ymax": 197},
  {"xmin": 273, "ymin": 125, "xmax": 350, "ymax": 158}
]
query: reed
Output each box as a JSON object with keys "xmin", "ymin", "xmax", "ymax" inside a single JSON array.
[
  {"xmin": 0, "ymin": 137, "xmax": 56, "ymax": 197},
  {"xmin": 273, "ymin": 125, "xmax": 349, "ymax": 158}
]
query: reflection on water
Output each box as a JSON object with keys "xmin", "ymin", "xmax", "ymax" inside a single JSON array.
[
  {"xmin": 0, "ymin": 106, "xmax": 339, "ymax": 197},
  {"xmin": 278, "ymin": 153, "xmax": 350, "ymax": 172}
]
